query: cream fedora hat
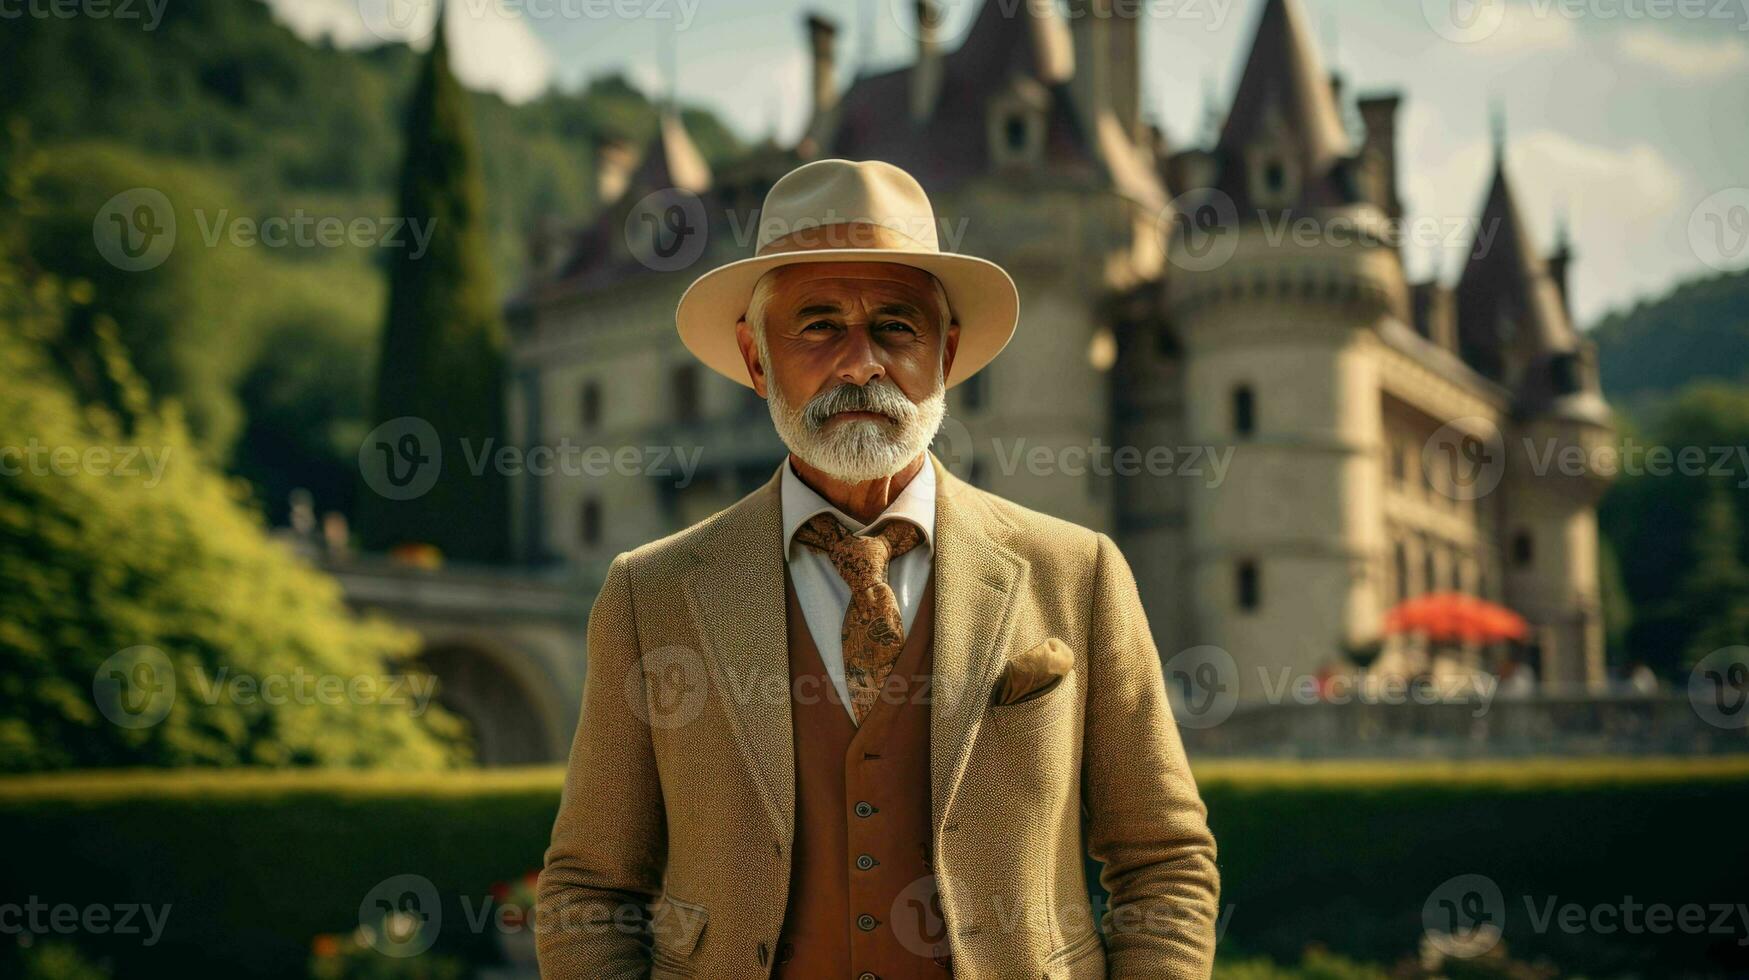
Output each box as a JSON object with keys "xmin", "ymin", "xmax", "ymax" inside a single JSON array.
[{"xmin": 675, "ymin": 158, "xmax": 1019, "ymax": 389}]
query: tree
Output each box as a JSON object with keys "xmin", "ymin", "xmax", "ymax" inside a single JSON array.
[
  {"xmin": 1673, "ymin": 484, "xmax": 1749, "ymax": 667},
  {"xmin": 0, "ymin": 123, "xmax": 466, "ymax": 771},
  {"xmin": 357, "ymin": 16, "xmax": 509, "ymax": 562}
]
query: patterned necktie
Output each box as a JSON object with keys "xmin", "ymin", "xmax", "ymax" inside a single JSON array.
[{"xmin": 792, "ymin": 512, "xmax": 925, "ymax": 724}]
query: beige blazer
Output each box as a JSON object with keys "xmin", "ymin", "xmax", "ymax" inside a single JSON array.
[{"xmin": 537, "ymin": 451, "xmax": 1219, "ymax": 979}]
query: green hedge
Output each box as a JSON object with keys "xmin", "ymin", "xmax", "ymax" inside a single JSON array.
[{"xmin": 2, "ymin": 759, "xmax": 1747, "ymax": 978}]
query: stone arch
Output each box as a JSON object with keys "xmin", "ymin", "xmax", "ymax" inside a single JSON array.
[{"xmin": 417, "ymin": 637, "xmax": 562, "ymax": 766}]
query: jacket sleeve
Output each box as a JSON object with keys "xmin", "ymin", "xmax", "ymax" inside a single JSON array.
[
  {"xmin": 1082, "ymin": 532, "xmax": 1220, "ymax": 978},
  {"xmin": 537, "ymin": 553, "xmax": 666, "ymax": 980}
]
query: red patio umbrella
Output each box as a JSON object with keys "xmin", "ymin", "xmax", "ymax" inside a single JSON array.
[{"xmin": 1384, "ymin": 592, "xmax": 1529, "ymax": 644}]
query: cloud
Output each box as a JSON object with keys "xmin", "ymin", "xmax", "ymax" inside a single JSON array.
[
  {"xmin": 1400, "ymin": 116, "xmax": 1688, "ymax": 323},
  {"xmin": 1617, "ymin": 30, "xmax": 1749, "ymax": 78},
  {"xmin": 260, "ymin": 0, "xmax": 553, "ymax": 104}
]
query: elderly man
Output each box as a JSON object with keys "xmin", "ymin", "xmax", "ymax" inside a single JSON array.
[{"xmin": 537, "ymin": 159, "xmax": 1218, "ymax": 979}]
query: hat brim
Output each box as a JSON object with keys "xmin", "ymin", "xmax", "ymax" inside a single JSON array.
[{"xmin": 675, "ymin": 248, "xmax": 1019, "ymax": 389}]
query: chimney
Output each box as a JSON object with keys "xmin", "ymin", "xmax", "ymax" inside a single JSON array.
[
  {"xmin": 1356, "ymin": 93, "xmax": 1402, "ymax": 220},
  {"xmin": 911, "ymin": 0, "xmax": 943, "ymax": 122},
  {"xmin": 806, "ymin": 13, "xmax": 840, "ymax": 122},
  {"xmin": 593, "ymin": 137, "xmax": 636, "ymax": 207}
]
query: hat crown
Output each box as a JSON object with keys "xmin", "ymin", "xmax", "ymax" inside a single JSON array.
[{"xmin": 755, "ymin": 159, "xmax": 942, "ymax": 254}]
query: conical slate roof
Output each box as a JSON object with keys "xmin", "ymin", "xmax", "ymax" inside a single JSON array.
[
  {"xmin": 1213, "ymin": 0, "xmax": 1351, "ymax": 208},
  {"xmin": 1455, "ymin": 153, "xmax": 1607, "ymax": 424}
]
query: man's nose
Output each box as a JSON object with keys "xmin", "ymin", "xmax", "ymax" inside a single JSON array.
[{"xmin": 833, "ymin": 324, "xmax": 885, "ymax": 387}]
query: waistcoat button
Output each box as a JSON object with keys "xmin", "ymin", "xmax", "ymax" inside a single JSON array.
[
  {"xmin": 855, "ymin": 853, "xmax": 877, "ymax": 870},
  {"xmin": 854, "ymin": 801, "xmax": 876, "ymax": 818},
  {"xmin": 856, "ymin": 913, "xmax": 878, "ymax": 932},
  {"xmin": 858, "ymin": 973, "xmax": 880, "ymax": 980}
]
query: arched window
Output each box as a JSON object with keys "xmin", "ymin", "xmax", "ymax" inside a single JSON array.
[
  {"xmin": 580, "ymin": 380, "xmax": 600, "ymax": 430},
  {"xmin": 1232, "ymin": 385, "xmax": 1256, "ymax": 438}
]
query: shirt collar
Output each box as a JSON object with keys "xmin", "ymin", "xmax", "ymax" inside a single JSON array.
[{"xmin": 781, "ymin": 454, "xmax": 936, "ymax": 557}]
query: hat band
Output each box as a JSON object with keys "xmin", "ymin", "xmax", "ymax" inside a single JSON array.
[{"xmin": 757, "ymin": 220, "xmax": 935, "ymax": 257}]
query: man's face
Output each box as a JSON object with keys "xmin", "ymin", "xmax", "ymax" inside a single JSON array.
[
  {"xmin": 737, "ymin": 261, "xmax": 960, "ymax": 483},
  {"xmin": 749, "ymin": 261, "xmax": 956, "ymax": 409}
]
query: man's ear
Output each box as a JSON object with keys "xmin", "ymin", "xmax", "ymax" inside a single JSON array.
[
  {"xmin": 734, "ymin": 316, "xmax": 767, "ymax": 398},
  {"xmin": 942, "ymin": 319, "xmax": 961, "ymax": 382}
]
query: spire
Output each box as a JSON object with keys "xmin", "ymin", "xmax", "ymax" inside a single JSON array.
[
  {"xmin": 1454, "ymin": 144, "xmax": 1589, "ymax": 415},
  {"xmin": 1216, "ymin": 0, "xmax": 1350, "ymax": 174},
  {"xmin": 631, "ymin": 110, "xmax": 712, "ymax": 196}
]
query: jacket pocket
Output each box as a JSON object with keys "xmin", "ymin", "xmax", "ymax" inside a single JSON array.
[
  {"xmin": 1041, "ymin": 928, "xmax": 1104, "ymax": 979},
  {"xmin": 988, "ymin": 663, "xmax": 1076, "ymax": 734},
  {"xmin": 649, "ymin": 892, "xmax": 708, "ymax": 975}
]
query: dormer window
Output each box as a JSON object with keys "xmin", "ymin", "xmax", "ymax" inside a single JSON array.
[
  {"xmin": 988, "ymin": 85, "xmax": 1047, "ymax": 169},
  {"xmin": 1246, "ymin": 147, "xmax": 1300, "ymax": 208}
]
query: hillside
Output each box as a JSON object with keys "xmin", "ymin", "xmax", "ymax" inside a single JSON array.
[
  {"xmin": 1591, "ymin": 268, "xmax": 1749, "ymax": 418},
  {"xmin": 0, "ymin": 0, "xmax": 743, "ymax": 523}
]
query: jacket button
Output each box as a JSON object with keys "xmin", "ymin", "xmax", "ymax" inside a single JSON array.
[
  {"xmin": 859, "ymin": 973, "xmax": 880, "ymax": 980},
  {"xmin": 856, "ymin": 913, "xmax": 878, "ymax": 931},
  {"xmin": 855, "ymin": 853, "xmax": 878, "ymax": 871},
  {"xmin": 854, "ymin": 801, "xmax": 876, "ymax": 817}
]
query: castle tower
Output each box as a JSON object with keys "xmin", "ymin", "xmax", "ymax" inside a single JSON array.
[
  {"xmin": 1455, "ymin": 149, "xmax": 1614, "ymax": 688},
  {"xmin": 1163, "ymin": 0, "xmax": 1408, "ymax": 698}
]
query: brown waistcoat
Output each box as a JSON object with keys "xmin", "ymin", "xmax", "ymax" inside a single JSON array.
[{"xmin": 775, "ymin": 569, "xmax": 951, "ymax": 979}]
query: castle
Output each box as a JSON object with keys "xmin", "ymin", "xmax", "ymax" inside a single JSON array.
[{"xmin": 505, "ymin": 0, "xmax": 1615, "ymax": 702}]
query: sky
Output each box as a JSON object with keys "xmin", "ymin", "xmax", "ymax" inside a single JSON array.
[{"xmin": 264, "ymin": 0, "xmax": 1749, "ymax": 327}]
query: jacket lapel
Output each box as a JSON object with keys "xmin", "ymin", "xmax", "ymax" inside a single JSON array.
[
  {"xmin": 926, "ymin": 451, "xmax": 1027, "ymax": 836},
  {"xmin": 678, "ymin": 451, "xmax": 1027, "ymax": 854},
  {"xmin": 681, "ymin": 465, "xmax": 795, "ymax": 848}
]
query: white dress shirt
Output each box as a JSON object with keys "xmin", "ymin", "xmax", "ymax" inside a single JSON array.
[{"xmin": 780, "ymin": 456, "xmax": 936, "ymax": 723}]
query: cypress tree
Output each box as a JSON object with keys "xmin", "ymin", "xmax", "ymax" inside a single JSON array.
[{"xmin": 358, "ymin": 9, "xmax": 509, "ymax": 562}]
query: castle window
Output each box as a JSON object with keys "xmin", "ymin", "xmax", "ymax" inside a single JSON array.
[
  {"xmin": 580, "ymin": 498, "xmax": 601, "ymax": 547},
  {"xmin": 1512, "ymin": 530, "xmax": 1534, "ymax": 568},
  {"xmin": 1237, "ymin": 560, "xmax": 1260, "ymax": 612},
  {"xmin": 1550, "ymin": 353, "xmax": 1581, "ymax": 395},
  {"xmin": 1393, "ymin": 541, "xmax": 1409, "ymax": 603},
  {"xmin": 1004, "ymin": 113, "xmax": 1029, "ymax": 152},
  {"xmin": 1232, "ymin": 385, "xmax": 1256, "ymax": 438},
  {"xmin": 580, "ymin": 380, "xmax": 601, "ymax": 430},
  {"xmin": 1423, "ymin": 543, "xmax": 1439, "ymax": 593},
  {"xmin": 672, "ymin": 363, "xmax": 700, "ymax": 423},
  {"xmin": 1264, "ymin": 160, "xmax": 1286, "ymax": 193},
  {"xmin": 988, "ymin": 91, "xmax": 1045, "ymax": 168}
]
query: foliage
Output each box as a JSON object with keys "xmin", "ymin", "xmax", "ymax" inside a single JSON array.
[
  {"xmin": 10, "ymin": 942, "xmax": 113, "ymax": 980},
  {"xmin": 0, "ymin": 124, "xmax": 467, "ymax": 772},
  {"xmin": 0, "ymin": 0, "xmax": 740, "ymax": 522},
  {"xmin": 1598, "ymin": 383, "xmax": 1749, "ymax": 675},
  {"xmin": 355, "ymin": 26, "xmax": 509, "ymax": 561},
  {"xmin": 1592, "ymin": 268, "xmax": 1749, "ymax": 412},
  {"xmin": 1, "ymin": 760, "xmax": 1746, "ymax": 977}
]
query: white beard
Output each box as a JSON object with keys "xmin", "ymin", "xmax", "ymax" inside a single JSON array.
[{"xmin": 766, "ymin": 373, "xmax": 947, "ymax": 484}]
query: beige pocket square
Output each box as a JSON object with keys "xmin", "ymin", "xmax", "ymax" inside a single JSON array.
[{"xmin": 995, "ymin": 638, "xmax": 1074, "ymax": 706}]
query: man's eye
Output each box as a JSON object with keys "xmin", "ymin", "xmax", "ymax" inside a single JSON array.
[
  {"xmin": 879, "ymin": 320, "xmax": 917, "ymax": 333},
  {"xmin": 802, "ymin": 320, "xmax": 835, "ymax": 332}
]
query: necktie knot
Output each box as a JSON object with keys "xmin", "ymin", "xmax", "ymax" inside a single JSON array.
[{"xmin": 793, "ymin": 512, "xmax": 922, "ymax": 589}]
